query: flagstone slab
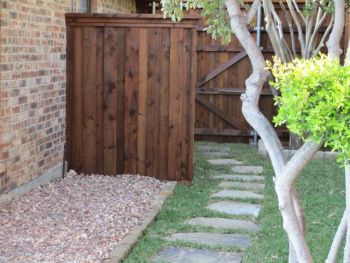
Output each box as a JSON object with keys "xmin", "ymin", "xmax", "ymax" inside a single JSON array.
[
  {"xmin": 165, "ymin": 232, "xmax": 251, "ymax": 248},
  {"xmin": 219, "ymin": 181, "xmax": 265, "ymax": 190},
  {"xmin": 152, "ymin": 247, "xmax": 243, "ymax": 263},
  {"xmin": 212, "ymin": 174, "xmax": 264, "ymax": 182},
  {"xmin": 185, "ymin": 217, "xmax": 260, "ymax": 232},
  {"xmin": 208, "ymin": 159, "xmax": 243, "ymax": 165},
  {"xmin": 211, "ymin": 190, "xmax": 264, "ymax": 200},
  {"xmin": 197, "ymin": 145, "xmax": 231, "ymax": 153},
  {"xmin": 207, "ymin": 201, "xmax": 261, "ymax": 217},
  {"xmin": 231, "ymin": 166, "xmax": 263, "ymax": 174}
]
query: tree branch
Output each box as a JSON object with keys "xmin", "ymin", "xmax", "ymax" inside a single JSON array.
[
  {"xmin": 308, "ymin": 10, "xmax": 329, "ymax": 57},
  {"xmin": 286, "ymin": 0, "xmax": 306, "ymax": 57},
  {"xmin": 327, "ymin": 0, "xmax": 345, "ymax": 58},
  {"xmin": 279, "ymin": 0, "xmax": 297, "ymax": 57},
  {"xmin": 326, "ymin": 210, "xmax": 347, "ymax": 263},
  {"xmin": 281, "ymin": 140, "xmax": 323, "ymax": 186},
  {"xmin": 246, "ymin": 0, "xmax": 261, "ymax": 25},
  {"xmin": 312, "ymin": 15, "xmax": 334, "ymax": 57}
]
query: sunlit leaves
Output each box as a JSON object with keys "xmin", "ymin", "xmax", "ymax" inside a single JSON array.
[
  {"xmin": 161, "ymin": 0, "xmax": 232, "ymax": 44},
  {"xmin": 268, "ymin": 55, "xmax": 350, "ymax": 164}
]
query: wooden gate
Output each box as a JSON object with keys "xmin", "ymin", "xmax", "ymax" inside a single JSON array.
[
  {"xmin": 66, "ymin": 14, "xmax": 199, "ymax": 181},
  {"xmin": 195, "ymin": 24, "xmax": 281, "ymax": 143}
]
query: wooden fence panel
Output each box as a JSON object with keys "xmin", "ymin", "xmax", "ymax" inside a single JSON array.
[
  {"xmin": 66, "ymin": 14, "xmax": 200, "ymax": 181},
  {"xmin": 194, "ymin": 7, "xmax": 329, "ymax": 142}
]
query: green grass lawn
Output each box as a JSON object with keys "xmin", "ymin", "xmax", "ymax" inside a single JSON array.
[{"xmin": 124, "ymin": 142, "xmax": 345, "ymax": 262}]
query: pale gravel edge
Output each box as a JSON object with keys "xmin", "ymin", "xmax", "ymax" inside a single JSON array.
[{"xmin": 104, "ymin": 181, "xmax": 177, "ymax": 263}]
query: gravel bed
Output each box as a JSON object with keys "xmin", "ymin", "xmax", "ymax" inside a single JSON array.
[{"xmin": 0, "ymin": 171, "xmax": 166, "ymax": 263}]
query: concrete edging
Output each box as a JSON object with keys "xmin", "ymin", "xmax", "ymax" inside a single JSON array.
[
  {"xmin": 258, "ymin": 140, "xmax": 339, "ymax": 160},
  {"xmin": 104, "ymin": 181, "xmax": 177, "ymax": 263},
  {"xmin": 0, "ymin": 162, "xmax": 66, "ymax": 204}
]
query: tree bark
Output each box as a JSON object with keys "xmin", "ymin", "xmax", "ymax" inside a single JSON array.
[
  {"xmin": 326, "ymin": 211, "xmax": 347, "ymax": 263},
  {"xmin": 344, "ymin": 165, "xmax": 350, "ymax": 263},
  {"xmin": 326, "ymin": 0, "xmax": 345, "ymax": 58}
]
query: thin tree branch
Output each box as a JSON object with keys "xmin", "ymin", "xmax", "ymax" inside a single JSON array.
[
  {"xmin": 291, "ymin": 0, "xmax": 307, "ymax": 24},
  {"xmin": 308, "ymin": 10, "xmax": 329, "ymax": 57},
  {"xmin": 312, "ymin": 15, "xmax": 334, "ymax": 57},
  {"xmin": 286, "ymin": 0, "xmax": 306, "ymax": 57},
  {"xmin": 305, "ymin": 5, "xmax": 319, "ymax": 58},
  {"xmin": 279, "ymin": 0, "xmax": 297, "ymax": 57},
  {"xmin": 246, "ymin": 0, "xmax": 261, "ymax": 24},
  {"xmin": 326, "ymin": 211, "xmax": 347, "ymax": 263},
  {"xmin": 263, "ymin": 1, "xmax": 288, "ymax": 62}
]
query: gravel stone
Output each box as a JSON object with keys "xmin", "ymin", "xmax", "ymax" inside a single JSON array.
[{"xmin": 0, "ymin": 170, "xmax": 166, "ymax": 263}]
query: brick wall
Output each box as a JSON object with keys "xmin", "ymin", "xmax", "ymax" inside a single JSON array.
[{"xmin": 0, "ymin": 0, "xmax": 135, "ymax": 194}]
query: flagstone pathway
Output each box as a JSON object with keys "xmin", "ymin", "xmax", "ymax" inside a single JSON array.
[{"xmin": 152, "ymin": 144, "xmax": 265, "ymax": 263}]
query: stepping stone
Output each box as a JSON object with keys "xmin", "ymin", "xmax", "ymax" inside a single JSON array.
[
  {"xmin": 219, "ymin": 181, "xmax": 265, "ymax": 190},
  {"xmin": 152, "ymin": 247, "xmax": 243, "ymax": 263},
  {"xmin": 207, "ymin": 201, "xmax": 261, "ymax": 217},
  {"xmin": 211, "ymin": 190, "xmax": 264, "ymax": 200},
  {"xmin": 212, "ymin": 174, "xmax": 264, "ymax": 182},
  {"xmin": 165, "ymin": 232, "xmax": 251, "ymax": 248},
  {"xmin": 185, "ymin": 217, "xmax": 260, "ymax": 232},
  {"xmin": 197, "ymin": 146, "xmax": 231, "ymax": 156},
  {"xmin": 208, "ymin": 159, "xmax": 243, "ymax": 165},
  {"xmin": 231, "ymin": 166, "xmax": 263, "ymax": 174}
]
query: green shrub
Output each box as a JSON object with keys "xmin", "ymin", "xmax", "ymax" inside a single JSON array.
[{"xmin": 268, "ymin": 55, "xmax": 350, "ymax": 163}]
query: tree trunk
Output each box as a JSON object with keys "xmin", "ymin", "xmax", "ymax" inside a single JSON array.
[
  {"xmin": 225, "ymin": 0, "xmax": 319, "ymax": 261},
  {"xmin": 344, "ymin": 165, "xmax": 350, "ymax": 262}
]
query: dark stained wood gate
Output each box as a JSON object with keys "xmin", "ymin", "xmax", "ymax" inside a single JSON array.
[
  {"xmin": 66, "ymin": 14, "xmax": 200, "ymax": 181},
  {"xmin": 195, "ymin": 24, "xmax": 281, "ymax": 143}
]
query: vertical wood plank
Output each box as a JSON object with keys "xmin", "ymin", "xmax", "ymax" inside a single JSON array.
[
  {"xmin": 168, "ymin": 28, "xmax": 183, "ymax": 181},
  {"xmin": 82, "ymin": 27, "xmax": 97, "ymax": 174},
  {"xmin": 71, "ymin": 27, "xmax": 84, "ymax": 172},
  {"xmin": 115, "ymin": 29, "xmax": 126, "ymax": 175},
  {"xmin": 103, "ymin": 28, "xmax": 125, "ymax": 175},
  {"xmin": 124, "ymin": 28, "xmax": 139, "ymax": 174},
  {"xmin": 137, "ymin": 28, "xmax": 148, "ymax": 175},
  {"xmin": 95, "ymin": 28, "xmax": 104, "ymax": 174},
  {"xmin": 180, "ymin": 29, "xmax": 192, "ymax": 181},
  {"xmin": 145, "ymin": 28, "xmax": 161, "ymax": 178},
  {"xmin": 158, "ymin": 28, "xmax": 170, "ymax": 180},
  {"xmin": 187, "ymin": 27, "xmax": 196, "ymax": 181},
  {"xmin": 66, "ymin": 26, "xmax": 73, "ymax": 171}
]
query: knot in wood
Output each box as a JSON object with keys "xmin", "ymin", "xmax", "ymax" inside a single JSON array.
[{"xmin": 240, "ymin": 93, "xmax": 247, "ymax": 102}]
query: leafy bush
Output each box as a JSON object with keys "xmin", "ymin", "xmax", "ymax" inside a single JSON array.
[{"xmin": 268, "ymin": 55, "xmax": 350, "ymax": 163}]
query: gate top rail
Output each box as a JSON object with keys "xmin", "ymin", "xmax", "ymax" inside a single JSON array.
[{"xmin": 66, "ymin": 13, "xmax": 202, "ymax": 28}]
